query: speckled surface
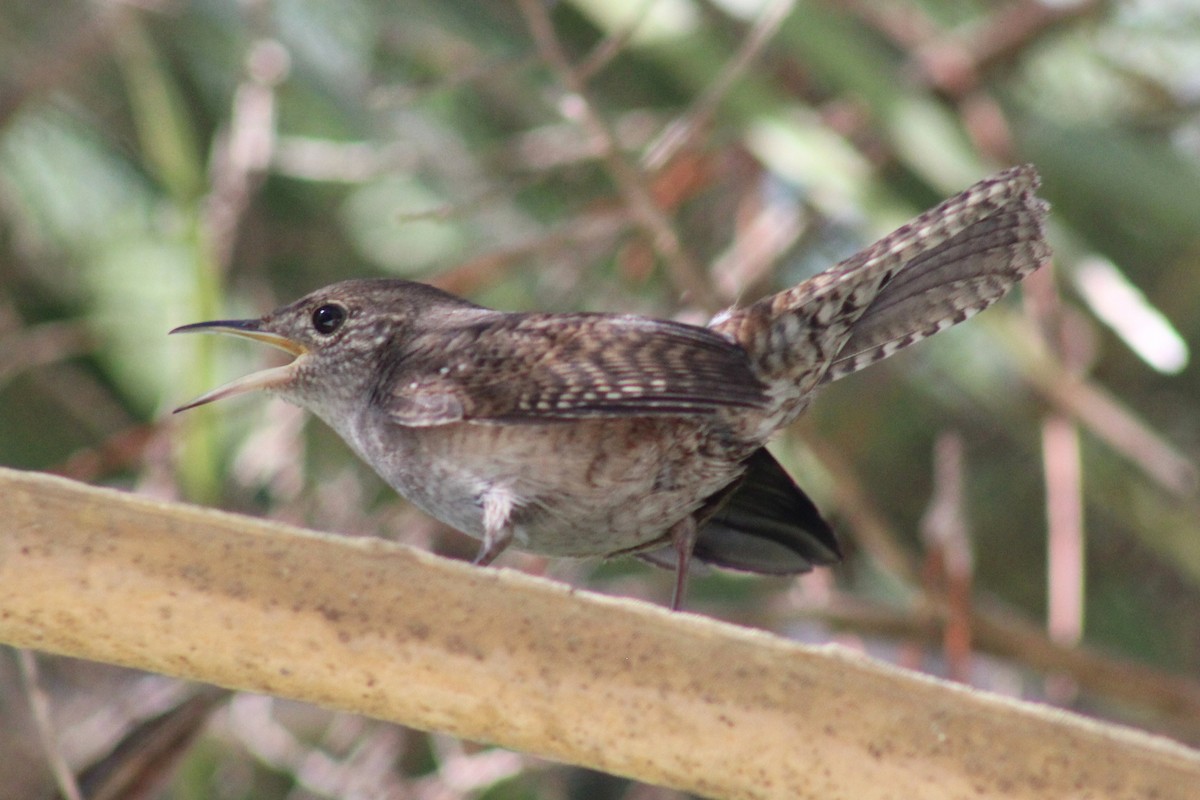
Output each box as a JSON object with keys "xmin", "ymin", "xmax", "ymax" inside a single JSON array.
[{"xmin": 2, "ymin": 467, "xmax": 1198, "ymax": 799}]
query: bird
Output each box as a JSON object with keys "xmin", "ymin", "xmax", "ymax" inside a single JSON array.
[{"xmin": 172, "ymin": 165, "xmax": 1050, "ymax": 609}]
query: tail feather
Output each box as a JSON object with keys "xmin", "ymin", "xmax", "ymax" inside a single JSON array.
[
  {"xmin": 690, "ymin": 447, "xmax": 841, "ymax": 574},
  {"xmin": 709, "ymin": 165, "xmax": 1049, "ymax": 412},
  {"xmin": 637, "ymin": 447, "xmax": 841, "ymax": 575},
  {"xmin": 821, "ymin": 184, "xmax": 1048, "ymax": 383}
]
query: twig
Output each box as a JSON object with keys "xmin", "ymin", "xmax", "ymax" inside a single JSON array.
[
  {"xmin": 1042, "ymin": 415, "xmax": 1085, "ymax": 648},
  {"xmin": 517, "ymin": 0, "xmax": 719, "ymax": 309},
  {"xmin": 920, "ymin": 431, "xmax": 973, "ymax": 682},
  {"xmin": 16, "ymin": 650, "xmax": 84, "ymax": 800},
  {"xmin": 575, "ymin": 3, "xmax": 655, "ymax": 81},
  {"xmin": 431, "ymin": 206, "xmax": 635, "ymax": 297},
  {"xmin": 800, "ymin": 431, "xmax": 920, "ymax": 584},
  {"xmin": 0, "ymin": 321, "xmax": 94, "ymax": 390},
  {"xmin": 204, "ymin": 38, "xmax": 288, "ymax": 275},
  {"xmin": 997, "ymin": 313, "xmax": 1199, "ymax": 500},
  {"xmin": 643, "ymin": 0, "xmax": 795, "ymax": 171},
  {"xmin": 1023, "ymin": 260, "xmax": 1088, "ymax": 704},
  {"xmin": 850, "ymin": 0, "xmax": 1100, "ymax": 98},
  {"xmin": 74, "ymin": 688, "xmax": 228, "ymax": 800}
]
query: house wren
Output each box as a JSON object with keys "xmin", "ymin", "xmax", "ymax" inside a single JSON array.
[{"xmin": 173, "ymin": 165, "xmax": 1049, "ymax": 608}]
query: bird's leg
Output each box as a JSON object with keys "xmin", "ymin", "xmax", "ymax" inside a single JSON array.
[
  {"xmin": 473, "ymin": 486, "xmax": 516, "ymax": 566},
  {"xmin": 472, "ymin": 531, "xmax": 512, "ymax": 567},
  {"xmin": 668, "ymin": 515, "xmax": 698, "ymax": 611}
]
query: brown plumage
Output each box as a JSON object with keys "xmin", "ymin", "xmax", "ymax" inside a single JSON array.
[{"xmin": 173, "ymin": 165, "xmax": 1050, "ymax": 608}]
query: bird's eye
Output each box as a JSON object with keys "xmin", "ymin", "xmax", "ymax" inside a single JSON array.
[{"xmin": 311, "ymin": 303, "xmax": 347, "ymax": 335}]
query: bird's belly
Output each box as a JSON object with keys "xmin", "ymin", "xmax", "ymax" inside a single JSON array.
[{"xmin": 352, "ymin": 416, "xmax": 751, "ymax": 557}]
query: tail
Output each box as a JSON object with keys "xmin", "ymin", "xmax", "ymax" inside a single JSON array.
[
  {"xmin": 638, "ymin": 447, "xmax": 841, "ymax": 575},
  {"xmin": 709, "ymin": 165, "xmax": 1050, "ymax": 422}
]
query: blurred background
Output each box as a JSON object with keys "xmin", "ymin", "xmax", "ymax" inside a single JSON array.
[{"xmin": 2, "ymin": 0, "xmax": 1199, "ymax": 798}]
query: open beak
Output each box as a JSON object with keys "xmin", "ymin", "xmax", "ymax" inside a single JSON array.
[{"xmin": 170, "ymin": 319, "xmax": 307, "ymax": 413}]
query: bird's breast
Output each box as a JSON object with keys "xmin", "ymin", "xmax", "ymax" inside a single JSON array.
[{"xmin": 342, "ymin": 413, "xmax": 757, "ymax": 557}]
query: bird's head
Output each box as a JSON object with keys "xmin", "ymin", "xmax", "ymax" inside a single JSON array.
[{"xmin": 171, "ymin": 278, "xmax": 482, "ymax": 415}]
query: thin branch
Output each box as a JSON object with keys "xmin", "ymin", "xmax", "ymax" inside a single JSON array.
[
  {"xmin": 431, "ymin": 207, "xmax": 634, "ymax": 297},
  {"xmin": 17, "ymin": 650, "xmax": 84, "ymax": 800},
  {"xmin": 204, "ymin": 38, "xmax": 287, "ymax": 275},
  {"xmin": 0, "ymin": 321, "xmax": 94, "ymax": 390},
  {"xmin": 74, "ymin": 687, "xmax": 228, "ymax": 800},
  {"xmin": 643, "ymin": 0, "xmax": 795, "ymax": 171},
  {"xmin": 575, "ymin": 3, "xmax": 655, "ymax": 81},
  {"xmin": 800, "ymin": 431, "xmax": 921, "ymax": 584},
  {"xmin": 517, "ymin": 0, "xmax": 719, "ymax": 309},
  {"xmin": 996, "ymin": 313, "xmax": 1199, "ymax": 500},
  {"xmin": 850, "ymin": 0, "xmax": 1100, "ymax": 98},
  {"xmin": 1043, "ymin": 412, "xmax": 1085, "ymax": 651},
  {"xmin": 919, "ymin": 431, "xmax": 973, "ymax": 683}
]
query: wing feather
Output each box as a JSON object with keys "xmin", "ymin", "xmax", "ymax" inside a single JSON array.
[{"xmin": 379, "ymin": 313, "xmax": 769, "ymax": 426}]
